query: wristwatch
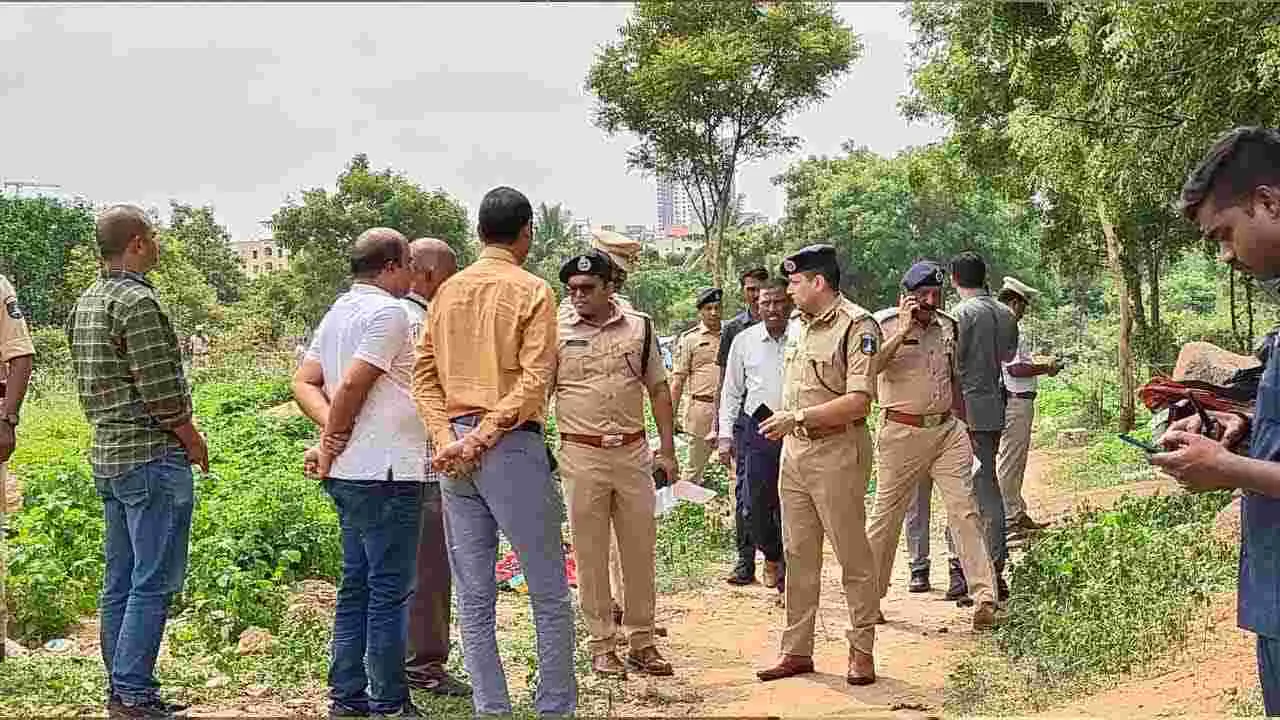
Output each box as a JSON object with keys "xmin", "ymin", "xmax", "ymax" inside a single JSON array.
[{"xmin": 0, "ymin": 412, "xmax": 18, "ymax": 428}]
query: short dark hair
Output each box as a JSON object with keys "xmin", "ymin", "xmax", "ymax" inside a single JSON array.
[
  {"xmin": 350, "ymin": 228, "xmax": 407, "ymax": 278},
  {"xmin": 763, "ymin": 276, "xmax": 789, "ymax": 293},
  {"xmin": 950, "ymin": 251, "xmax": 987, "ymax": 289},
  {"xmin": 739, "ymin": 267, "xmax": 769, "ymax": 286},
  {"xmin": 478, "ymin": 186, "xmax": 533, "ymax": 245},
  {"xmin": 1181, "ymin": 127, "xmax": 1280, "ymax": 219},
  {"xmin": 96, "ymin": 205, "xmax": 151, "ymax": 259}
]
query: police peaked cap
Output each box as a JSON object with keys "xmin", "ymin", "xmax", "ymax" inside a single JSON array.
[
  {"xmin": 781, "ymin": 244, "xmax": 839, "ymax": 276},
  {"xmin": 696, "ymin": 287, "xmax": 723, "ymax": 309},
  {"xmin": 559, "ymin": 251, "xmax": 614, "ymax": 284},
  {"xmin": 902, "ymin": 261, "xmax": 946, "ymax": 291}
]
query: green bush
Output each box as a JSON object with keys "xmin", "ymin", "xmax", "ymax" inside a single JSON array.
[
  {"xmin": 948, "ymin": 490, "xmax": 1236, "ymax": 714},
  {"xmin": 655, "ymin": 502, "xmax": 732, "ymax": 592}
]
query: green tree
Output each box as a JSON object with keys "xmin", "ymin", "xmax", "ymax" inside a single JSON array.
[
  {"xmin": 775, "ymin": 142, "xmax": 1046, "ymax": 311},
  {"xmin": 529, "ymin": 202, "xmax": 585, "ymax": 290},
  {"xmin": 0, "ymin": 196, "xmax": 96, "ymax": 326},
  {"xmin": 587, "ymin": 0, "xmax": 860, "ymax": 286},
  {"xmin": 164, "ymin": 202, "xmax": 247, "ymax": 303},
  {"xmin": 269, "ymin": 154, "xmax": 471, "ymax": 325},
  {"xmin": 902, "ymin": 0, "xmax": 1280, "ymax": 429}
]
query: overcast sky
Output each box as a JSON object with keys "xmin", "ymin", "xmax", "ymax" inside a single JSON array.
[{"xmin": 0, "ymin": 2, "xmax": 944, "ymax": 240}]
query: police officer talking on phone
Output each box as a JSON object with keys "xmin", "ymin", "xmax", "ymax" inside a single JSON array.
[
  {"xmin": 1158, "ymin": 127, "xmax": 1280, "ymax": 716},
  {"xmin": 553, "ymin": 250, "xmax": 679, "ymax": 680},
  {"xmin": 717, "ymin": 277, "xmax": 796, "ymax": 598}
]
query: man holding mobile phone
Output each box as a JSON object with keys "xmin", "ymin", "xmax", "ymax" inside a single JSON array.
[
  {"xmin": 718, "ymin": 278, "xmax": 796, "ymax": 596},
  {"xmin": 553, "ymin": 251, "xmax": 679, "ymax": 679},
  {"xmin": 1156, "ymin": 127, "xmax": 1280, "ymax": 715}
]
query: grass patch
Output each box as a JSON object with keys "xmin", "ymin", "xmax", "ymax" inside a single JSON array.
[
  {"xmin": 946, "ymin": 490, "xmax": 1237, "ymax": 715},
  {"xmin": 1047, "ymin": 432, "xmax": 1158, "ymax": 491}
]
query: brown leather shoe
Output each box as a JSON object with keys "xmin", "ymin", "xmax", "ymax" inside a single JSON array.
[
  {"xmin": 756, "ymin": 654, "xmax": 814, "ymax": 682},
  {"xmin": 763, "ymin": 560, "xmax": 782, "ymax": 589},
  {"xmin": 972, "ymin": 600, "xmax": 998, "ymax": 631},
  {"xmin": 626, "ymin": 646, "xmax": 674, "ymax": 676},
  {"xmin": 846, "ymin": 649, "xmax": 876, "ymax": 686},
  {"xmin": 592, "ymin": 651, "xmax": 628, "ymax": 679}
]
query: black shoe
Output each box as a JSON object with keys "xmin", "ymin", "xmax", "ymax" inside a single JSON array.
[
  {"xmin": 329, "ymin": 702, "xmax": 371, "ymax": 719},
  {"xmin": 408, "ymin": 672, "xmax": 472, "ymax": 697},
  {"xmin": 107, "ymin": 697, "xmax": 188, "ymax": 719},
  {"xmin": 908, "ymin": 568, "xmax": 930, "ymax": 593},
  {"xmin": 945, "ymin": 564, "xmax": 969, "ymax": 601},
  {"xmin": 997, "ymin": 574, "xmax": 1010, "ymax": 602},
  {"xmin": 726, "ymin": 563, "xmax": 756, "ymax": 585},
  {"xmin": 373, "ymin": 701, "xmax": 424, "ymax": 719}
]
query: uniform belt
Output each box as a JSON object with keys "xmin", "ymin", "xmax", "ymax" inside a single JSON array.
[
  {"xmin": 792, "ymin": 418, "xmax": 866, "ymax": 440},
  {"xmin": 451, "ymin": 414, "xmax": 543, "ymax": 435},
  {"xmin": 884, "ymin": 410, "xmax": 952, "ymax": 428},
  {"xmin": 691, "ymin": 394, "xmax": 715, "ymax": 403},
  {"xmin": 560, "ymin": 431, "xmax": 646, "ymax": 449},
  {"xmin": 1006, "ymin": 391, "xmax": 1037, "ymax": 400}
]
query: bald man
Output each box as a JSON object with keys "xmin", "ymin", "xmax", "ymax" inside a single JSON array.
[
  {"xmin": 292, "ymin": 228, "xmax": 427, "ymax": 716},
  {"xmin": 67, "ymin": 205, "xmax": 207, "ymax": 718},
  {"xmin": 402, "ymin": 238, "xmax": 470, "ymax": 696}
]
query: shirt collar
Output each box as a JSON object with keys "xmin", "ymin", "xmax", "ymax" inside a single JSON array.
[
  {"xmin": 102, "ymin": 269, "xmax": 153, "ymax": 289},
  {"xmin": 803, "ymin": 295, "xmax": 842, "ymax": 324},
  {"xmin": 759, "ymin": 322, "xmax": 791, "ymax": 344},
  {"xmin": 480, "ymin": 245, "xmax": 518, "ymax": 264},
  {"xmin": 405, "ymin": 291, "xmax": 429, "ymax": 310},
  {"xmin": 351, "ymin": 281, "xmax": 392, "ymax": 298},
  {"xmin": 567, "ymin": 300, "xmax": 624, "ymax": 328}
]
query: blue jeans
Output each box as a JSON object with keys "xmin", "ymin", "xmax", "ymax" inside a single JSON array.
[
  {"xmin": 442, "ymin": 423, "xmax": 576, "ymax": 717},
  {"xmin": 97, "ymin": 448, "xmax": 194, "ymax": 705},
  {"xmin": 1259, "ymin": 634, "xmax": 1280, "ymax": 716},
  {"xmin": 324, "ymin": 478, "xmax": 423, "ymax": 714}
]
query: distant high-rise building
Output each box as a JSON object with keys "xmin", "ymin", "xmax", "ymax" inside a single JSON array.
[{"xmin": 656, "ymin": 174, "xmax": 696, "ymax": 234}]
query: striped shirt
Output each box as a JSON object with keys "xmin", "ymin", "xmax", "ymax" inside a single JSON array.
[{"xmin": 66, "ymin": 271, "xmax": 192, "ymax": 478}]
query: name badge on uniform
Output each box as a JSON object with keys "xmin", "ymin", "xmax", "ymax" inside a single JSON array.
[
  {"xmin": 860, "ymin": 334, "xmax": 878, "ymax": 355},
  {"xmin": 565, "ymin": 339, "xmax": 589, "ymax": 347}
]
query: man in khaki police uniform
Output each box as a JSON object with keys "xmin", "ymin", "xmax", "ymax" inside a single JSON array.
[
  {"xmin": 554, "ymin": 251, "xmax": 679, "ymax": 679},
  {"xmin": 756, "ymin": 245, "xmax": 882, "ymax": 686},
  {"xmin": 0, "ymin": 274, "xmax": 35, "ymax": 464},
  {"xmin": 558, "ymin": 229, "xmax": 639, "ymax": 316},
  {"xmin": 865, "ymin": 261, "xmax": 997, "ymax": 631},
  {"xmin": 670, "ymin": 288, "xmax": 722, "ymax": 484}
]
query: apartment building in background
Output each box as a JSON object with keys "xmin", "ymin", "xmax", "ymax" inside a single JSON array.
[{"xmin": 232, "ymin": 238, "xmax": 290, "ymax": 277}]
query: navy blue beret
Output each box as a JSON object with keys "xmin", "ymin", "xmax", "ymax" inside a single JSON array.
[
  {"xmin": 697, "ymin": 287, "xmax": 723, "ymax": 308},
  {"xmin": 902, "ymin": 261, "xmax": 945, "ymax": 291},
  {"xmin": 781, "ymin": 244, "xmax": 839, "ymax": 276},
  {"xmin": 559, "ymin": 251, "xmax": 614, "ymax": 284}
]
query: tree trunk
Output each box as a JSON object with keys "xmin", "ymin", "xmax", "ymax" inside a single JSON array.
[
  {"xmin": 1099, "ymin": 200, "xmax": 1136, "ymax": 433},
  {"xmin": 1230, "ymin": 268, "xmax": 1240, "ymax": 350}
]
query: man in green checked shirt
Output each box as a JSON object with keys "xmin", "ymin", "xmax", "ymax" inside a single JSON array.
[{"xmin": 66, "ymin": 205, "xmax": 208, "ymax": 720}]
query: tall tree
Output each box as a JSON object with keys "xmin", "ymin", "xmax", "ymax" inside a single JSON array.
[
  {"xmin": 529, "ymin": 202, "xmax": 584, "ymax": 289},
  {"xmin": 269, "ymin": 154, "xmax": 471, "ymax": 325},
  {"xmin": 587, "ymin": 0, "xmax": 859, "ymax": 286},
  {"xmin": 164, "ymin": 202, "xmax": 247, "ymax": 303},
  {"xmin": 0, "ymin": 196, "xmax": 95, "ymax": 326},
  {"xmin": 903, "ymin": 0, "xmax": 1280, "ymax": 430}
]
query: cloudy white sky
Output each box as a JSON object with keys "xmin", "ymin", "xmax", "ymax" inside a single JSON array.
[{"xmin": 0, "ymin": 2, "xmax": 944, "ymax": 240}]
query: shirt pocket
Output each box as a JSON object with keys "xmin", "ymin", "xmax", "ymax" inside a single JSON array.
[
  {"xmin": 803, "ymin": 334, "xmax": 843, "ymax": 396},
  {"xmin": 558, "ymin": 340, "xmax": 596, "ymax": 382}
]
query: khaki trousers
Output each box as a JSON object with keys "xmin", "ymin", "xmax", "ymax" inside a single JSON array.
[
  {"xmin": 998, "ymin": 396, "xmax": 1035, "ymax": 520},
  {"xmin": 561, "ymin": 439, "xmax": 656, "ymax": 656},
  {"xmin": 866, "ymin": 418, "xmax": 995, "ymax": 605},
  {"xmin": 779, "ymin": 426, "xmax": 879, "ymax": 656},
  {"xmin": 682, "ymin": 399, "xmax": 715, "ymax": 484}
]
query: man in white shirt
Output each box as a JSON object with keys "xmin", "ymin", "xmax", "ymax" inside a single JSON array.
[
  {"xmin": 717, "ymin": 278, "xmax": 795, "ymax": 595},
  {"xmin": 996, "ymin": 277, "xmax": 1060, "ymax": 533},
  {"xmin": 290, "ymin": 228, "xmax": 424, "ymax": 718}
]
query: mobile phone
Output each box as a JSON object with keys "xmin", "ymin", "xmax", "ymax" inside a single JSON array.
[
  {"xmin": 1187, "ymin": 394, "xmax": 1219, "ymax": 438},
  {"xmin": 752, "ymin": 403, "xmax": 775, "ymax": 422},
  {"xmin": 1118, "ymin": 433, "xmax": 1161, "ymax": 454},
  {"xmin": 652, "ymin": 467, "xmax": 670, "ymax": 488}
]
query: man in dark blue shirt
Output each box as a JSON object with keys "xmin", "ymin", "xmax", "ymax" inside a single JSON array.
[{"xmin": 1155, "ymin": 126, "xmax": 1280, "ymax": 716}]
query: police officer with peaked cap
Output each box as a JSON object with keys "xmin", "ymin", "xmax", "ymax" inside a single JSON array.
[{"xmin": 670, "ymin": 287, "xmax": 723, "ymax": 485}]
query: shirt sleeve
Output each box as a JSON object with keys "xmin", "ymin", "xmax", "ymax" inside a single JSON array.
[
  {"xmin": 671, "ymin": 332, "xmax": 692, "ymax": 383},
  {"xmin": 716, "ymin": 320, "xmax": 739, "ymax": 367},
  {"xmin": 845, "ymin": 316, "xmax": 882, "ymax": 401},
  {"xmin": 476, "ymin": 282, "xmax": 558, "ymax": 446},
  {"xmin": 413, "ymin": 305, "xmax": 453, "ymax": 451},
  {"xmin": 120, "ymin": 296, "xmax": 192, "ymax": 430},
  {"xmin": 353, "ymin": 303, "xmax": 410, "ymax": 373},
  {"xmin": 0, "ymin": 278, "xmax": 34, "ymax": 363},
  {"xmin": 641, "ymin": 318, "xmax": 666, "ymax": 392},
  {"xmin": 719, "ymin": 334, "xmax": 747, "ymax": 439}
]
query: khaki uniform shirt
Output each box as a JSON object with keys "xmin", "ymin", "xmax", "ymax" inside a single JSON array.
[
  {"xmin": 554, "ymin": 303, "xmax": 665, "ymax": 436},
  {"xmin": 875, "ymin": 310, "xmax": 957, "ymax": 415},
  {"xmin": 671, "ymin": 322, "xmax": 720, "ymax": 400},
  {"xmin": 0, "ymin": 275, "xmax": 35, "ymax": 386},
  {"xmin": 782, "ymin": 295, "xmax": 881, "ymax": 420}
]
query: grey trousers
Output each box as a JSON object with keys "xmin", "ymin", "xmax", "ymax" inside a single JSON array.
[
  {"xmin": 906, "ymin": 431, "xmax": 1007, "ymax": 575},
  {"xmin": 441, "ymin": 424, "xmax": 577, "ymax": 717}
]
